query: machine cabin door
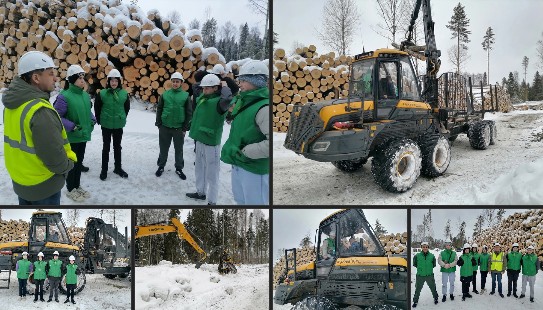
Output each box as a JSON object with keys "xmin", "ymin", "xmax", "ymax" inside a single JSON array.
[
  {"xmin": 316, "ymin": 222, "xmax": 338, "ymax": 279},
  {"xmin": 375, "ymin": 59, "xmax": 400, "ymax": 119}
]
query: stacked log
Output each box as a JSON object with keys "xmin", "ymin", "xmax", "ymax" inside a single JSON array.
[
  {"xmin": 67, "ymin": 226, "xmax": 86, "ymax": 248},
  {"xmin": 474, "ymin": 209, "xmax": 543, "ymax": 260},
  {"xmin": 379, "ymin": 232, "xmax": 408, "ymax": 255},
  {"xmin": 0, "ymin": 0, "xmax": 256, "ymax": 105},
  {"xmin": 0, "ymin": 220, "xmax": 30, "ymax": 243},
  {"xmin": 272, "ymin": 46, "xmax": 352, "ymax": 132}
]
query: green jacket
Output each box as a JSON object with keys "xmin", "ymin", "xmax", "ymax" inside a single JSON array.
[
  {"xmin": 33, "ymin": 260, "xmax": 47, "ymax": 280},
  {"xmin": 48, "ymin": 259, "xmax": 62, "ymax": 278},
  {"xmin": 65, "ymin": 263, "xmax": 78, "ymax": 285},
  {"xmin": 157, "ymin": 88, "xmax": 191, "ymax": 130},
  {"xmin": 471, "ymin": 252, "xmax": 480, "ymax": 270},
  {"xmin": 521, "ymin": 253, "xmax": 539, "ymax": 276},
  {"xmin": 59, "ymin": 84, "xmax": 95, "ymax": 143},
  {"xmin": 17, "ymin": 259, "xmax": 31, "ymax": 279},
  {"xmin": 507, "ymin": 251, "xmax": 522, "ymax": 271},
  {"xmin": 439, "ymin": 249, "xmax": 457, "ymax": 273},
  {"xmin": 97, "ymin": 88, "xmax": 128, "ymax": 129},
  {"xmin": 413, "ymin": 251, "xmax": 435, "ymax": 277},
  {"xmin": 458, "ymin": 253, "xmax": 475, "ymax": 277},
  {"xmin": 189, "ymin": 92, "xmax": 227, "ymax": 146},
  {"xmin": 479, "ymin": 253, "xmax": 490, "ymax": 272},
  {"xmin": 220, "ymin": 88, "xmax": 269, "ymax": 175}
]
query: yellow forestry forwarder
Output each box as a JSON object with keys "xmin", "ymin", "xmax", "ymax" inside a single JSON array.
[
  {"xmin": 284, "ymin": 0, "xmax": 496, "ymax": 193},
  {"xmin": 274, "ymin": 209, "xmax": 407, "ymax": 309}
]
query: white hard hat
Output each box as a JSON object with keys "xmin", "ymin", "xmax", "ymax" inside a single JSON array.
[
  {"xmin": 527, "ymin": 246, "xmax": 534, "ymax": 250},
  {"xmin": 494, "ymin": 242, "xmax": 500, "ymax": 246},
  {"xmin": 69, "ymin": 255, "xmax": 76, "ymax": 261},
  {"xmin": 66, "ymin": 65, "xmax": 85, "ymax": 80},
  {"xmin": 37, "ymin": 252, "xmax": 44, "ymax": 257},
  {"xmin": 463, "ymin": 243, "xmax": 471, "ymax": 249},
  {"xmin": 471, "ymin": 243, "xmax": 478, "ymax": 248},
  {"xmin": 207, "ymin": 64, "xmax": 226, "ymax": 75},
  {"xmin": 239, "ymin": 60, "xmax": 269, "ymax": 77},
  {"xmin": 200, "ymin": 74, "xmax": 221, "ymax": 87},
  {"xmin": 53, "ymin": 251, "xmax": 59, "ymax": 255},
  {"xmin": 107, "ymin": 69, "xmax": 122, "ymax": 79},
  {"xmin": 18, "ymin": 51, "xmax": 57, "ymax": 76},
  {"xmin": 421, "ymin": 242, "xmax": 429, "ymax": 246},
  {"xmin": 171, "ymin": 72, "xmax": 184, "ymax": 81},
  {"xmin": 512, "ymin": 243, "xmax": 519, "ymax": 248},
  {"xmin": 444, "ymin": 239, "xmax": 452, "ymax": 244},
  {"xmin": 22, "ymin": 251, "xmax": 28, "ymax": 256}
]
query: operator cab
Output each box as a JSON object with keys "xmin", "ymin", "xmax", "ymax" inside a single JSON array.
[{"xmin": 29, "ymin": 212, "xmax": 71, "ymax": 256}]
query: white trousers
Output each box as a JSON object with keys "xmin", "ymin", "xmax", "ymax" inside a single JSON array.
[
  {"xmin": 195, "ymin": 141, "xmax": 221, "ymax": 204},
  {"xmin": 231, "ymin": 165, "xmax": 269, "ymax": 205}
]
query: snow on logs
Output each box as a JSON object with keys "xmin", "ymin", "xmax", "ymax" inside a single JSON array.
[
  {"xmin": 0, "ymin": 0, "xmax": 236, "ymax": 105},
  {"xmin": 0, "ymin": 219, "xmax": 86, "ymax": 248}
]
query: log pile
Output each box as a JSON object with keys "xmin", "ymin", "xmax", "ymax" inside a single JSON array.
[
  {"xmin": 0, "ymin": 0, "xmax": 256, "ymax": 104},
  {"xmin": 272, "ymin": 46, "xmax": 352, "ymax": 132},
  {"xmin": 474, "ymin": 209, "xmax": 543, "ymax": 260},
  {"xmin": 0, "ymin": 219, "xmax": 85, "ymax": 248},
  {"xmin": 272, "ymin": 232, "xmax": 407, "ymax": 288},
  {"xmin": 67, "ymin": 226, "xmax": 86, "ymax": 248}
]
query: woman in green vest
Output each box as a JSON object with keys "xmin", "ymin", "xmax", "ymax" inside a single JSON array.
[
  {"xmin": 506, "ymin": 243, "xmax": 522, "ymax": 297},
  {"xmin": 186, "ymin": 74, "xmax": 232, "ymax": 205},
  {"xmin": 16, "ymin": 251, "xmax": 32, "ymax": 299},
  {"xmin": 64, "ymin": 255, "xmax": 78, "ymax": 304},
  {"xmin": 154, "ymin": 72, "xmax": 192, "ymax": 179},
  {"xmin": 470, "ymin": 244, "xmax": 480, "ymax": 294},
  {"xmin": 46, "ymin": 250, "xmax": 62, "ymax": 302},
  {"xmin": 220, "ymin": 60, "xmax": 269, "ymax": 205},
  {"xmin": 519, "ymin": 245, "xmax": 539, "ymax": 302},
  {"xmin": 94, "ymin": 69, "xmax": 130, "ymax": 181},
  {"xmin": 33, "ymin": 252, "xmax": 47, "ymax": 302},
  {"xmin": 479, "ymin": 245, "xmax": 491, "ymax": 294},
  {"xmin": 54, "ymin": 64, "xmax": 96, "ymax": 202},
  {"xmin": 457, "ymin": 243, "xmax": 476, "ymax": 300}
]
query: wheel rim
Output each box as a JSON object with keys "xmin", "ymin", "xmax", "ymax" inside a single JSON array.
[
  {"xmin": 483, "ymin": 125, "xmax": 491, "ymax": 145},
  {"xmin": 396, "ymin": 152, "xmax": 416, "ymax": 179},
  {"xmin": 434, "ymin": 139, "xmax": 450, "ymax": 169}
]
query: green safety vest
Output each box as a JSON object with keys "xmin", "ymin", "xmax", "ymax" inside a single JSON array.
[
  {"xmin": 17, "ymin": 259, "xmax": 31, "ymax": 279},
  {"xmin": 61, "ymin": 84, "xmax": 94, "ymax": 143},
  {"xmin": 33, "ymin": 260, "xmax": 47, "ymax": 280},
  {"xmin": 414, "ymin": 252, "xmax": 435, "ymax": 277},
  {"xmin": 161, "ymin": 88, "xmax": 189, "ymax": 129},
  {"xmin": 460, "ymin": 253, "xmax": 474, "ymax": 277},
  {"xmin": 479, "ymin": 253, "xmax": 490, "ymax": 272},
  {"xmin": 521, "ymin": 254, "xmax": 538, "ymax": 276},
  {"xmin": 65, "ymin": 263, "xmax": 78, "ymax": 285},
  {"xmin": 99, "ymin": 88, "xmax": 128, "ymax": 129},
  {"xmin": 471, "ymin": 252, "xmax": 480, "ymax": 270},
  {"xmin": 48, "ymin": 259, "xmax": 62, "ymax": 277},
  {"xmin": 440, "ymin": 249, "xmax": 457, "ymax": 273},
  {"xmin": 507, "ymin": 251, "xmax": 521, "ymax": 270},
  {"xmin": 189, "ymin": 93, "xmax": 226, "ymax": 146}
]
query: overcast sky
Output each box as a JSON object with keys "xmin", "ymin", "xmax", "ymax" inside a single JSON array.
[
  {"xmin": 273, "ymin": 208, "xmax": 406, "ymax": 262},
  {"xmin": 411, "ymin": 208, "xmax": 529, "ymax": 241},
  {"xmin": 178, "ymin": 209, "xmax": 269, "ymax": 221},
  {"xmin": 274, "ymin": 0, "xmax": 543, "ymax": 85}
]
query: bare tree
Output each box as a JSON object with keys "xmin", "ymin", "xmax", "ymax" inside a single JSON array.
[
  {"xmin": 220, "ymin": 21, "xmax": 237, "ymax": 41},
  {"xmin": 444, "ymin": 219, "xmax": 452, "ymax": 241},
  {"xmin": 482, "ymin": 27, "xmax": 495, "ymax": 84},
  {"xmin": 317, "ymin": 0, "xmax": 361, "ymax": 55},
  {"xmin": 66, "ymin": 209, "xmax": 80, "ymax": 227},
  {"xmin": 204, "ymin": 6, "xmax": 212, "ymax": 21},
  {"xmin": 374, "ymin": 0, "xmax": 411, "ymax": 45},
  {"xmin": 522, "ymin": 56, "xmax": 529, "ymax": 100},
  {"xmin": 167, "ymin": 10, "xmax": 181, "ymax": 24},
  {"xmin": 537, "ymin": 32, "xmax": 543, "ymax": 69},
  {"xmin": 248, "ymin": 0, "xmax": 269, "ymax": 49},
  {"xmin": 483, "ymin": 209, "xmax": 495, "ymax": 228},
  {"xmin": 188, "ymin": 18, "xmax": 200, "ymax": 30},
  {"xmin": 447, "ymin": 45, "xmax": 470, "ymax": 74}
]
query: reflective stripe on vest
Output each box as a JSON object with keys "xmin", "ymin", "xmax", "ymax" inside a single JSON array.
[{"xmin": 491, "ymin": 252, "xmax": 503, "ymax": 271}]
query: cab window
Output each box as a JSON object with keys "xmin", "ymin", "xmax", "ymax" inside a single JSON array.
[
  {"xmin": 400, "ymin": 57, "xmax": 421, "ymax": 101},
  {"xmin": 378, "ymin": 62, "xmax": 398, "ymax": 100}
]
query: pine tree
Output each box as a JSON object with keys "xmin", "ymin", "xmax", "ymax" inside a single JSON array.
[
  {"xmin": 501, "ymin": 77, "xmax": 507, "ymax": 88},
  {"xmin": 529, "ymin": 71, "xmax": 543, "ymax": 101},
  {"xmin": 444, "ymin": 219, "xmax": 452, "ymax": 241},
  {"xmin": 373, "ymin": 219, "xmax": 388, "ymax": 237},
  {"xmin": 189, "ymin": 19, "xmax": 200, "ymax": 30},
  {"xmin": 201, "ymin": 18, "xmax": 218, "ymax": 48},
  {"xmin": 239, "ymin": 23, "xmax": 250, "ymax": 59},
  {"xmin": 299, "ymin": 232, "xmax": 313, "ymax": 248},
  {"xmin": 473, "ymin": 215, "xmax": 484, "ymax": 238},
  {"xmin": 481, "ymin": 27, "xmax": 495, "ymax": 84},
  {"xmin": 446, "ymin": 3, "xmax": 471, "ymax": 75}
]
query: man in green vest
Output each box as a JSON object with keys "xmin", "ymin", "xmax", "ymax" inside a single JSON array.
[
  {"xmin": 519, "ymin": 245, "xmax": 539, "ymax": 302},
  {"xmin": 470, "ymin": 243, "xmax": 480, "ymax": 294},
  {"xmin": 438, "ymin": 239, "xmax": 457, "ymax": 302},
  {"xmin": 155, "ymin": 72, "xmax": 192, "ymax": 180},
  {"xmin": 321, "ymin": 230, "xmax": 336, "ymax": 260},
  {"xmin": 412, "ymin": 242, "xmax": 439, "ymax": 307},
  {"xmin": 16, "ymin": 251, "xmax": 33, "ymax": 299},
  {"xmin": 220, "ymin": 60, "xmax": 269, "ymax": 205},
  {"xmin": 479, "ymin": 245, "xmax": 491, "ymax": 294},
  {"xmin": 94, "ymin": 69, "xmax": 130, "ymax": 180},
  {"xmin": 33, "ymin": 252, "xmax": 47, "ymax": 302},
  {"xmin": 457, "ymin": 243, "xmax": 476, "ymax": 301},
  {"xmin": 506, "ymin": 243, "xmax": 521, "ymax": 298},
  {"xmin": 46, "ymin": 250, "xmax": 62, "ymax": 302},
  {"xmin": 186, "ymin": 74, "xmax": 232, "ymax": 205},
  {"xmin": 64, "ymin": 255, "xmax": 78, "ymax": 304},
  {"xmin": 489, "ymin": 242, "xmax": 506, "ymax": 298},
  {"xmin": 2, "ymin": 51, "xmax": 76, "ymax": 205}
]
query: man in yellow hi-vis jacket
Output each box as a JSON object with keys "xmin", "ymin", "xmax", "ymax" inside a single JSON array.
[{"xmin": 2, "ymin": 51, "xmax": 76, "ymax": 205}]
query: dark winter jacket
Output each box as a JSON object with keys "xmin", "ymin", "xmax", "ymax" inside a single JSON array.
[
  {"xmin": 221, "ymin": 75, "xmax": 239, "ymax": 96},
  {"xmin": 191, "ymin": 82, "xmax": 203, "ymax": 111},
  {"xmin": 457, "ymin": 253, "xmax": 477, "ymax": 277}
]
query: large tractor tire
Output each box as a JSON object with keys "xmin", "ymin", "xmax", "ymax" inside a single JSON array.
[
  {"xmin": 419, "ymin": 134, "xmax": 451, "ymax": 177},
  {"xmin": 104, "ymin": 274, "xmax": 117, "ymax": 279},
  {"xmin": 59, "ymin": 271, "xmax": 86, "ymax": 295},
  {"xmin": 371, "ymin": 138, "xmax": 422, "ymax": 193},
  {"xmin": 292, "ymin": 296, "xmax": 337, "ymax": 310},
  {"xmin": 469, "ymin": 121, "xmax": 491, "ymax": 150},
  {"xmin": 331, "ymin": 158, "xmax": 368, "ymax": 172},
  {"xmin": 483, "ymin": 120, "xmax": 497, "ymax": 145}
]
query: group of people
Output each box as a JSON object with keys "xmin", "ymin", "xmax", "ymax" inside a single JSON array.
[
  {"xmin": 413, "ymin": 240, "xmax": 540, "ymax": 307},
  {"xmin": 15, "ymin": 251, "xmax": 79, "ymax": 304},
  {"xmin": 2, "ymin": 50, "xmax": 269, "ymax": 205}
]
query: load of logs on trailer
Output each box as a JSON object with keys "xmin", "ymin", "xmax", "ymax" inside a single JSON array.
[
  {"xmin": 272, "ymin": 232, "xmax": 407, "ymax": 288},
  {"xmin": 0, "ymin": 0, "xmax": 257, "ymax": 104},
  {"xmin": 474, "ymin": 209, "xmax": 543, "ymax": 259},
  {"xmin": 0, "ymin": 219, "xmax": 86, "ymax": 248}
]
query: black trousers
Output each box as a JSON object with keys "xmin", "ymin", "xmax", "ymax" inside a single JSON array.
[
  {"xmin": 157, "ymin": 126, "xmax": 185, "ymax": 170},
  {"xmin": 66, "ymin": 142, "xmax": 87, "ymax": 192},
  {"xmin": 472, "ymin": 270, "xmax": 478, "ymax": 290},
  {"xmin": 460, "ymin": 275, "xmax": 472, "ymax": 296},
  {"xmin": 480, "ymin": 271, "xmax": 489, "ymax": 289},
  {"xmin": 18, "ymin": 278, "xmax": 27, "ymax": 296},
  {"xmin": 66, "ymin": 284, "xmax": 76, "ymax": 300},
  {"xmin": 507, "ymin": 269, "xmax": 520, "ymax": 294},
  {"xmin": 34, "ymin": 279, "xmax": 44, "ymax": 300},
  {"xmin": 101, "ymin": 127, "xmax": 123, "ymax": 170}
]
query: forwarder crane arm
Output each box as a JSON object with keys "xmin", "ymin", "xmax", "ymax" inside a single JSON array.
[{"xmin": 399, "ymin": 0, "xmax": 441, "ymax": 108}]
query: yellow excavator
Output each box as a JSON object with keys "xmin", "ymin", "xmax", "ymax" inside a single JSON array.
[
  {"xmin": 135, "ymin": 217, "xmax": 236, "ymax": 274},
  {"xmin": 274, "ymin": 209, "xmax": 407, "ymax": 309}
]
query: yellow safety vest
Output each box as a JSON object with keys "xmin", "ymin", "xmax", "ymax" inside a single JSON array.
[
  {"xmin": 490, "ymin": 252, "xmax": 503, "ymax": 271},
  {"xmin": 4, "ymin": 98, "xmax": 77, "ymax": 186}
]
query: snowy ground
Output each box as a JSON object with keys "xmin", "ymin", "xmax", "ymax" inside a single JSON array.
[
  {"xmin": 0, "ymin": 96, "xmax": 236, "ymax": 205},
  {"xmin": 412, "ymin": 250, "xmax": 543, "ymax": 309},
  {"xmin": 273, "ymin": 107, "xmax": 543, "ymax": 205},
  {"xmin": 135, "ymin": 262, "xmax": 269, "ymax": 310},
  {"xmin": 0, "ymin": 272, "xmax": 131, "ymax": 310}
]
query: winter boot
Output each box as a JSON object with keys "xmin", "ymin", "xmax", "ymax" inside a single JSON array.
[
  {"xmin": 81, "ymin": 164, "xmax": 89, "ymax": 172},
  {"xmin": 412, "ymin": 303, "xmax": 417, "ymax": 308},
  {"xmin": 519, "ymin": 294, "xmax": 525, "ymax": 299},
  {"xmin": 473, "ymin": 289, "xmax": 479, "ymax": 294},
  {"xmin": 530, "ymin": 297, "xmax": 534, "ymax": 302},
  {"xmin": 462, "ymin": 295, "xmax": 466, "ymax": 301},
  {"xmin": 442, "ymin": 295, "xmax": 446, "ymax": 302},
  {"xmin": 71, "ymin": 299, "xmax": 76, "ymax": 304},
  {"xmin": 64, "ymin": 299, "xmax": 69, "ymax": 304},
  {"xmin": 513, "ymin": 293, "xmax": 518, "ymax": 298},
  {"xmin": 466, "ymin": 293, "xmax": 473, "ymax": 298},
  {"xmin": 434, "ymin": 298, "xmax": 438, "ymax": 305},
  {"xmin": 175, "ymin": 169, "xmax": 186, "ymax": 180},
  {"xmin": 155, "ymin": 167, "xmax": 164, "ymax": 177},
  {"xmin": 450, "ymin": 294, "xmax": 454, "ymax": 301},
  {"xmin": 499, "ymin": 293, "xmax": 504, "ymax": 298},
  {"xmin": 186, "ymin": 192, "xmax": 206, "ymax": 200},
  {"xmin": 490, "ymin": 290, "xmax": 495, "ymax": 295},
  {"xmin": 113, "ymin": 167, "xmax": 128, "ymax": 178},
  {"xmin": 100, "ymin": 169, "xmax": 107, "ymax": 180},
  {"xmin": 47, "ymin": 298, "xmax": 52, "ymax": 302},
  {"xmin": 207, "ymin": 202, "xmax": 216, "ymax": 205},
  {"xmin": 55, "ymin": 298, "xmax": 59, "ymax": 302},
  {"xmin": 507, "ymin": 292, "xmax": 511, "ymax": 297}
]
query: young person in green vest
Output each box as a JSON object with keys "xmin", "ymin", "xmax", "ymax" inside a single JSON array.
[
  {"xmin": 33, "ymin": 252, "xmax": 47, "ymax": 302},
  {"xmin": 321, "ymin": 230, "xmax": 336, "ymax": 260},
  {"xmin": 64, "ymin": 255, "xmax": 78, "ymax": 304},
  {"xmin": 456, "ymin": 243, "xmax": 476, "ymax": 301},
  {"xmin": 46, "ymin": 250, "xmax": 62, "ymax": 302},
  {"xmin": 489, "ymin": 242, "xmax": 506, "ymax": 298},
  {"xmin": 186, "ymin": 74, "xmax": 232, "ymax": 205},
  {"xmin": 412, "ymin": 242, "xmax": 439, "ymax": 307},
  {"xmin": 506, "ymin": 242, "xmax": 521, "ymax": 297},
  {"xmin": 220, "ymin": 60, "xmax": 269, "ymax": 205},
  {"xmin": 519, "ymin": 245, "xmax": 539, "ymax": 302},
  {"xmin": 470, "ymin": 243, "xmax": 480, "ymax": 294},
  {"xmin": 2, "ymin": 51, "xmax": 76, "ymax": 205},
  {"xmin": 16, "ymin": 251, "xmax": 32, "ymax": 299},
  {"xmin": 155, "ymin": 72, "xmax": 192, "ymax": 179},
  {"xmin": 438, "ymin": 239, "xmax": 457, "ymax": 302},
  {"xmin": 478, "ymin": 245, "xmax": 491, "ymax": 294},
  {"xmin": 94, "ymin": 69, "xmax": 130, "ymax": 181},
  {"xmin": 54, "ymin": 64, "xmax": 96, "ymax": 202}
]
